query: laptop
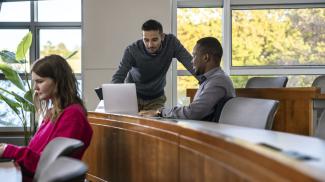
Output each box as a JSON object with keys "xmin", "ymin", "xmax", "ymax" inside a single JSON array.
[
  {"xmin": 101, "ymin": 83, "xmax": 138, "ymax": 115},
  {"xmin": 94, "ymin": 87, "xmax": 103, "ymax": 100}
]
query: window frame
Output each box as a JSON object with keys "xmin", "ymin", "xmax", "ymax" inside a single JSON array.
[
  {"xmin": 173, "ymin": 0, "xmax": 224, "ymax": 106},
  {"xmin": 174, "ymin": 0, "xmax": 325, "ymax": 105},
  {"xmin": 0, "ymin": 0, "xmax": 82, "ymax": 130},
  {"xmin": 230, "ymin": 2, "xmax": 325, "ymax": 75}
]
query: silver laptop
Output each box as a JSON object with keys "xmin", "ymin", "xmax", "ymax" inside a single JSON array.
[{"xmin": 102, "ymin": 83, "xmax": 138, "ymax": 114}]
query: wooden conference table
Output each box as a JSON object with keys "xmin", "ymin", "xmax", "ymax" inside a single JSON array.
[
  {"xmin": 187, "ymin": 87, "xmax": 325, "ymax": 136},
  {"xmin": 83, "ymin": 112, "xmax": 325, "ymax": 182},
  {"xmin": 0, "ymin": 161, "xmax": 22, "ymax": 182}
]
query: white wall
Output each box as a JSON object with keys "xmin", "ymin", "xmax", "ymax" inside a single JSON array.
[{"xmin": 82, "ymin": 0, "xmax": 173, "ymax": 110}]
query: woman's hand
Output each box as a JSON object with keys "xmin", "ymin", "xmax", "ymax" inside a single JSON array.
[{"xmin": 0, "ymin": 143, "xmax": 7, "ymax": 157}]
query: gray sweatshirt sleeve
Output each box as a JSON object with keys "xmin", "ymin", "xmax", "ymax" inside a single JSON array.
[
  {"xmin": 161, "ymin": 82, "xmax": 226, "ymax": 120},
  {"xmin": 111, "ymin": 48, "xmax": 134, "ymax": 83}
]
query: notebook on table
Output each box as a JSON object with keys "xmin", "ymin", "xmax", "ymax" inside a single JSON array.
[{"xmin": 101, "ymin": 83, "xmax": 138, "ymax": 115}]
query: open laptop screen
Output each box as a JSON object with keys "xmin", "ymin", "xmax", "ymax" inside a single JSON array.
[
  {"xmin": 94, "ymin": 87, "xmax": 103, "ymax": 100},
  {"xmin": 102, "ymin": 83, "xmax": 138, "ymax": 114}
]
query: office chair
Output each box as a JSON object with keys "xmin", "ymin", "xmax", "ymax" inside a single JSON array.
[
  {"xmin": 33, "ymin": 137, "xmax": 84, "ymax": 182},
  {"xmin": 245, "ymin": 76, "xmax": 288, "ymax": 88},
  {"xmin": 312, "ymin": 75, "xmax": 325, "ymax": 135},
  {"xmin": 218, "ymin": 97, "xmax": 279, "ymax": 129},
  {"xmin": 202, "ymin": 96, "xmax": 234, "ymax": 122},
  {"xmin": 37, "ymin": 157, "xmax": 88, "ymax": 182},
  {"xmin": 315, "ymin": 110, "xmax": 325, "ymax": 140},
  {"xmin": 312, "ymin": 75, "xmax": 325, "ymax": 92}
]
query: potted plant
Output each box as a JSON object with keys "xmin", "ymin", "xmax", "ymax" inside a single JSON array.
[
  {"xmin": 0, "ymin": 32, "xmax": 35, "ymax": 145},
  {"xmin": 0, "ymin": 31, "xmax": 78, "ymax": 145}
]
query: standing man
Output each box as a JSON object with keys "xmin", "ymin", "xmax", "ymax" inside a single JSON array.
[
  {"xmin": 112, "ymin": 19, "xmax": 196, "ymax": 110},
  {"xmin": 140, "ymin": 37, "xmax": 236, "ymax": 121}
]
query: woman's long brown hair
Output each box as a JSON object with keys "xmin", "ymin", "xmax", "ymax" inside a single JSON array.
[{"xmin": 32, "ymin": 54, "xmax": 86, "ymax": 122}]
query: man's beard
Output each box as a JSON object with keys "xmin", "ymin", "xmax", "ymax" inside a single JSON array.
[
  {"xmin": 146, "ymin": 43, "xmax": 162, "ymax": 55},
  {"xmin": 147, "ymin": 48, "xmax": 158, "ymax": 53},
  {"xmin": 194, "ymin": 69, "xmax": 203, "ymax": 76}
]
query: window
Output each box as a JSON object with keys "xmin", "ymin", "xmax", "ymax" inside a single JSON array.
[
  {"xmin": 230, "ymin": 4, "xmax": 325, "ymax": 87},
  {"xmin": 39, "ymin": 29, "xmax": 81, "ymax": 73},
  {"xmin": 175, "ymin": 0, "xmax": 325, "ymax": 104},
  {"xmin": 0, "ymin": 1, "xmax": 30, "ymax": 22},
  {"xmin": 232, "ymin": 8, "xmax": 325, "ymax": 67},
  {"xmin": 176, "ymin": 6, "xmax": 223, "ymax": 105},
  {"xmin": 0, "ymin": 0, "xmax": 82, "ymax": 127},
  {"xmin": 37, "ymin": 0, "xmax": 81, "ymax": 22},
  {"xmin": 0, "ymin": 29, "xmax": 29, "ymax": 72}
]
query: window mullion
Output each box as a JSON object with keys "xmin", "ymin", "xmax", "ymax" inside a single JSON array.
[{"xmin": 30, "ymin": 0, "xmax": 37, "ymax": 64}]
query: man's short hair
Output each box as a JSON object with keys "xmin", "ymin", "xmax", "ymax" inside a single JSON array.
[
  {"xmin": 142, "ymin": 19, "xmax": 163, "ymax": 33},
  {"xmin": 196, "ymin": 37, "xmax": 223, "ymax": 62}
]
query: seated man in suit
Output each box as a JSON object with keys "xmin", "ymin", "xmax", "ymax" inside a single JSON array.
[{"xmin": 139, "ymin": 37, "xmax": 235, "ymax": 120}]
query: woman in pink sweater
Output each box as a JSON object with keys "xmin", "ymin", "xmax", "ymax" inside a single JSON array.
[{"xmin": 0, "ymin": 55, "xmax": 93, "ymax": 181}]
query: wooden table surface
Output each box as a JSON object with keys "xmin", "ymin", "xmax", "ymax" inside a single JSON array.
[
  {"xmin": 173, "ymin": 119, "xmax": 325, "ymax": 169},
  {"xmin": 83, "ymin": 112, "xmax": 325, "ymax": 182}
]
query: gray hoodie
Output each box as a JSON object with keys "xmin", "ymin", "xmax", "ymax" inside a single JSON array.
[{"xmin": 112, "ymin": 34, "xmax": 195, "ymax": 100}]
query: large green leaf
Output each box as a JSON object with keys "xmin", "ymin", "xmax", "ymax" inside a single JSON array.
[
  {"xmin": 24, "ymin": 90, "xmax": 35, "ymax": 113},
  {"xmin": 24, "ymin": 89, "xmax": 33, "ymax": 103},
  {"xmin": 16, "ymin": 32, "xmax": 32, "ymax": 62},
  {"xmin": 0, "ymin": 50, "xmax": 19, "ymax": 63},
  {"xmin": 0, "ymin": 87, "xmax": 34, "ymax": 118},
  {"xmin": 0, "ymin": 92, "xmax": 21, "ymax": 117},
  {"xmin": 11, "ymin": 90, "xmax": 34, "ymax": 112},
  {"xmin": 0, "ymin": 87, "xmax": 34, "ymax": 112},
  {"xmin": 0, "ymin": 63, "xmax": 26, "ymax": 91}
]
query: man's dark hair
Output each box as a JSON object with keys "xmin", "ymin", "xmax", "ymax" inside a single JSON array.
[
  {"xmin": 196, "ymin": 37, "xmax": 223, "ymax": 63},
  {"xmin": 141, "ymin": 19, "xmax": 163, "ymax": 33}
]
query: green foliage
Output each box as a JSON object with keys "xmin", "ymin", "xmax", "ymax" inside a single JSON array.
[
  {"xmin": 0, "ymin": 50, "xmax": 18, "ymax": 63},
  {"xmin": 0, "ymin": 63, "xmax": 25, "ymax": 91},
  {"xmin": 177, "ymin": 8, "xmax": 222, "ymax": 70},
  {"xmin": 176, "ymin": 8, "xmax": 325, "ymax": 103},
  {"xmin": 16, "ymin": 32, "xmax": 32, "ymax": 62},
  {"xmin": 230, "ymin": 76, "xmax": 250, "ymax": 88},
  {"xmin": 40, "ymin": 41, "xmax": 80, "ymax": 60},
  {"xmin": 0, "ymin": 32, "xmax": 35, "ymax": 145},
  {"xmin": 40, "ymin": 41, "xmax": 81, "ymax": 73},
  {"xmin": 231, "ymin": 9, "xmax": 325, "ymax": 66},
  {"xmin": 0, "ymin": 32, "xmax": 79, "ymax": 145},
  {"xmin": 177, "ymin": 8, "xmax": 222, "ymax": 101}
]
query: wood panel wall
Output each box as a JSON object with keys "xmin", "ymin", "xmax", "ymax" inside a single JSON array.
[{"xmin": 83, "ymin": 113, "xmax": 179, "ymax": 182}]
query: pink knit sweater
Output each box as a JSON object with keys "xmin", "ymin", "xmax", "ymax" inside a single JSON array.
[{"xmin": 2, "ymin": 104, "xmax": 93, "ymax": 180}]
